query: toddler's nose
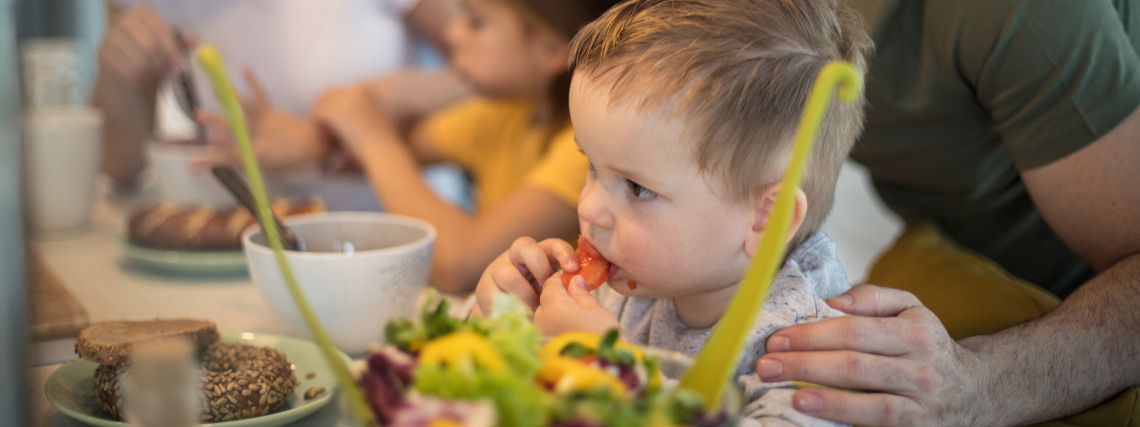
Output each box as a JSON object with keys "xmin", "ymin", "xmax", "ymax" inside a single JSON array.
[{"xmin": 577, "ymin": 179, "xmax": 613, "ymax": 230}]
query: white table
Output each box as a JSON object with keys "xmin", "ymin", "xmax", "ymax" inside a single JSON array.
[{"xmin": 27, "ymin": 179, "xmax": 375, "ymax": 427}]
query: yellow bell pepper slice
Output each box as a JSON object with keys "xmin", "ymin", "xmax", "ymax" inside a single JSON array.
[
  {"xmin": 418, "ymin": 330, "xmax": 506, "ymax": 373},
  {"xmin": 541, "ymin": 331, "xmax": 644, "ymax": 362},
  {"xmin": 537, "ymin": 355, "xmax": 629, "ymax": 398}
]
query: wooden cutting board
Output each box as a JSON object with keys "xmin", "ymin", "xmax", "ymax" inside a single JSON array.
[{"xmin": 27, "ymin": 248, "xmax": 89, "ymax": 340}]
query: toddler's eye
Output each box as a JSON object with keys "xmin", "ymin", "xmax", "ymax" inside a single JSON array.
[{"xmin": 626, "ymin": 180, "xmax": 656, "ymax": 200}]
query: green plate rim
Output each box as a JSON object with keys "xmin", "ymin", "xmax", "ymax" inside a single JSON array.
[{"xmin": 117, "ymin": 235, "xmax": 248, "ymax": 274}]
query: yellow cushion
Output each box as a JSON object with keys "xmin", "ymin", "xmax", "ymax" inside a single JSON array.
[
  {"xmin": 866, "ymin": 220, "xmax": 1138, "ymax": 426},
  {"xmin": 865, "ymin": 220, "xmax": 1059, "ymax": 340}
]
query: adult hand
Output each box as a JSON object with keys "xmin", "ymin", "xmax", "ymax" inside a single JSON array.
[
  {"xmin": 474, "ymin": 237, "xmax": 577, "ymax": 315},
  {"xmin": 534, "ymin": 275, "xmax": 619, "ymax": 337},
  {"xmin": 199, "ymin": 69, "xmax": 332, "ymax": 171},
  {"xmin": 98, "ymin": 5, "xmax": 182, "ymax": 85},
  {"xmin": 756, "ymin": 284, "xmax": 986, "ymax": 426},
  {"xmin": 312, "ymin": 83, "xmax": 398, "ymax": 158}
]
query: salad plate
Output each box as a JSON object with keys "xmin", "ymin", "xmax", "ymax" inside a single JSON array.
[
  {"xmin": 361, "ymin": 295, "xmax": 742, "ymax": 426},
  {"xmin": 118, "ymin": 235, "xmax": 247, "ymax": 275},
  {"xmin": 45, "ymin": 331, "xmax": 348, "ymax": 427}
]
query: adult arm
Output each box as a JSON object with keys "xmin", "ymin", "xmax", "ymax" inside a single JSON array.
[
  {"xmin": 754, "ymin": 107, "xmax": 1140, "ymax": 426},
  {"xmin": 355, "ymin": 136, "xmax": 578, "ymax": 294},
  {"xmin": 753, "ymin": 1, "xmax": 1140, "ymax": 424},
  {"xmin": 94, "ymin": 1, "xmax": 181, "ymax": 188},
  {"xmin": 359, "ymin": 70, "xmax": 472, "ymax": 139}
]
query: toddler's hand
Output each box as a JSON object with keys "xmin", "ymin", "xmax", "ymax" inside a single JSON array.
[
  {"xmin": 534, "ymin": 275, "xmax": 619, "ymax": 337},
  {"xmin": 312, "ymin": 84, "xmax": 396, "ymax": 156},
  {"xmin": 474, "ymin": 237, "xmax": 577, "ymax": 316}
]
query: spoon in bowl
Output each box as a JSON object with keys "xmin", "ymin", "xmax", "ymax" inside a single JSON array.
[{"xmin": 210, "ymin": 165, "xmax": 304, "ymax": 251}]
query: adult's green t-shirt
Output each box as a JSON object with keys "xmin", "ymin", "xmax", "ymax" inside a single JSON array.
[{"xmin": 849, "ymin": 0, "xmax": 1140, "ymax": 296}]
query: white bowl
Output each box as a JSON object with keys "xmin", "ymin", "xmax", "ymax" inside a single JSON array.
[{"xmin": 242, "ymin": 212, "xmax": 436, "ymax": 355}]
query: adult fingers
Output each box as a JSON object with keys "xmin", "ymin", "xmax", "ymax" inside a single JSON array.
[
  {"xmin": 757, "ymin": 350, "xmax": 928, "ymax": 396},
  {"xmin": 100, "ymin": 26, "xmax": 150, "ymax": 82},
  {"xmin": 766, "ymin": 313, "xmax": 938, "ymax": 356},
  {"xmin": 121, "ymin": 9, "xmax": 177, "ymax": 76},
  {"xmin": 826, "ymin": 284, "xmax": 925, "ymax": 318},
  {"xmin": 791, "ymin": 387, "xmax": 925, "ymax": 427},
  {"xmin": 135, "ymin": 7, "xmax": 181, "ymax": 70}
]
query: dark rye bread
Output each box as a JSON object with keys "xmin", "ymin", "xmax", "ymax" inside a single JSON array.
[{"xmin": 75, "ymin": 318, "xmax": 220, "ymax": 366}]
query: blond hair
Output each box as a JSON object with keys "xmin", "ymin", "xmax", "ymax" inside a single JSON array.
[{"xmin": 569, "ymin": 0, "xmax": 872, "ymax": 248}]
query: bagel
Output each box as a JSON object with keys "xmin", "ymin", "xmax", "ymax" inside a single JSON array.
[{"xmin": 76, "ymin": 319, "xmax": 298, "ymax": 422}]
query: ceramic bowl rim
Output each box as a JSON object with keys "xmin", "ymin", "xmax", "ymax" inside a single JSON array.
[{"xmin": 241, "ymin": 211, "xmax": 437, "ymax": 259}]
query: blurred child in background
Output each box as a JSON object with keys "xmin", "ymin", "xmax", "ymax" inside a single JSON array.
[{"xmin": 313, "ymin": 0, "xmax": 621, "ymax": 293}]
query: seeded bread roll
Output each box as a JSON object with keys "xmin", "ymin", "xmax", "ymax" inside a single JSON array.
[
  {"xmin": 94, "ymin": 342, "xmax": 298, "ymax": 422},
  {"xmin": 127, "ymin": 198, "xmax": 324, "ymax": 251},
  {"xmin": 77, "ymin": 319, "xmax": 298, "ymax": 422}
]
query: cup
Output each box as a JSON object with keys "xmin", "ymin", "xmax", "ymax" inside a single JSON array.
[
  {"xmin": 22, "ymin": 106, "xmax": 105, "ymax": 232},
  {"xmin": 20, "ymin": 38, "xmax": 84, "ymax": 108}
]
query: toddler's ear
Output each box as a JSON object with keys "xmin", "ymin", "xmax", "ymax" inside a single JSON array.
[{"xmin": 744, "ymin": 184, "xmax": 808, "ymax": 258}]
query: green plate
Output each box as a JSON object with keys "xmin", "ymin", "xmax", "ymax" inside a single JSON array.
[
  {"xmin": 45, "ymin": 331, "xmax": 351, "ymax": 427},
  {"xmin": 118, "ymin": 236, "xmax": 248, "ymax": 275}
]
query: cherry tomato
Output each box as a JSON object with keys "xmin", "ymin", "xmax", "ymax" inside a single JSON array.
[{"xmin": 561, "ymin": 235, "xmax": 610, "ymax": 291}]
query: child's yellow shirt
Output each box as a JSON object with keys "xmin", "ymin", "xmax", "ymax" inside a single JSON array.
[{"xmin": 426, "ymin": 98, "xmax": 587, "ymax": 213}]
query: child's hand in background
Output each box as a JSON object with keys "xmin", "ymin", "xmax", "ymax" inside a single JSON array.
[
  {"xmin": 474, "ymin": 237, "xmax": 577, "ymax": 316},
  {"xmin": 200, "ymin": 69, "xmax": 333, "ymax": 171},
  {"xmin": 535, "ymin": 275, "xmax": 619, "ymax": 337},
  {"xmin": 312, "ymin": 83, "xmax": 397, "ymax": 157}
]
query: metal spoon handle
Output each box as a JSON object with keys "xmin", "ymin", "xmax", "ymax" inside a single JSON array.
[
  {"xmin": 172, "ymin": 28, "xmax": 206, "ymax": 144},
  {"xmin": 210, "ymin": 166, "xmax": 301, "ymax": 251}
]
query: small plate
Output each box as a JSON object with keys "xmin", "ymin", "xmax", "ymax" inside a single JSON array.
[
  {"xmin": 118, "ymin": 236, "xmax": 247, "ymax": 275},
  {"xmin": 45, "ymin": 331, "xmax": 350, "ymax": 427}
]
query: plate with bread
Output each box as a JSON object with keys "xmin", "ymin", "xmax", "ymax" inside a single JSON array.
[
  {"xmin": 45, "ymin": 319, "xmax": 349, "ymax": 427},
  {"xmin": 120, "ymin": 199, "xmax": 324, "ymax": 275}
]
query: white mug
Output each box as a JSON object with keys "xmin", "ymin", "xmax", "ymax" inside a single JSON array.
[{"xmin": 22, "ymin": 106, "xmax": 105, "ymax": 232}]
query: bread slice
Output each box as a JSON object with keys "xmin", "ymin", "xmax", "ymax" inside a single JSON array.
[{"xmin": 75, "ymin": 318, "xmax": 220, "ymax": 366}]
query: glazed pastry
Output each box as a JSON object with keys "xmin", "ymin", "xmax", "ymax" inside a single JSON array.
[{"xmin": 127, "ymin": 198, "xmax": 323, "ymax": 251}]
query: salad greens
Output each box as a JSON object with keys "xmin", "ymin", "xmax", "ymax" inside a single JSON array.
[{"xmin": 365, "ymin": 292, "xmax": 732, "ymax": 427}]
